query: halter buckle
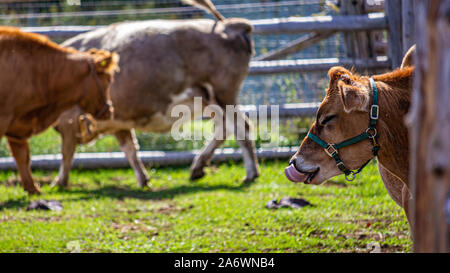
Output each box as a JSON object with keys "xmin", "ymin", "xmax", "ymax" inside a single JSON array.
[
  {"xmin": 336, "ymin": 161, "xmax": 346, "ymax": 171},
  {"xmin": 324, "ymin": 144, "xmax": 338, "ymax": 157},
  {"xmin": 370, "ymin": 105, "xmax": 379, "ymax": 120}
]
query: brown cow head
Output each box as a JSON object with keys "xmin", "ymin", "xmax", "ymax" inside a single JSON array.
[
  {"xmin": 287, "ymin": 67, "xmax": 376, "ymax": 185},
  {"xmin": 78, "ymin": 49, "xmax": 119, "ymax": 120}
]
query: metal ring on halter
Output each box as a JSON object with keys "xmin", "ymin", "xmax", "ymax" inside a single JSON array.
[
  {"xmin": 365, "ymin": 127, "xmax": 377, "ymax": 138},
  {"xmin": 345, "ymin": 171, "xmax": 356, "ymax": 182}
]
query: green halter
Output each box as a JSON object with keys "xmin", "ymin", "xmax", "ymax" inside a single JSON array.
[{"xmin": 307, "ymin": 78, "xmax": 380, "ymax": 182}]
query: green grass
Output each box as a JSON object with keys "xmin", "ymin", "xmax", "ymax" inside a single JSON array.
[{"xmin": 0, "ymin": 160, "xmax": 411, "ymax": 253}]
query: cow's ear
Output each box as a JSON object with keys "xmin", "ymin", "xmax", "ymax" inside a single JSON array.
[
  {"xmin": 92, "ymin": 51, "xmax": 120, "ymax": 74},
  {"xmin": 328, "ymin": 67, "xmax": 369, "ymax": 113},
  {"xmin": 328, "ymin": 66, "xmax": 353, "ymax": 85},
  {"xmin": 338, "ymin": 81, "xmax": 370, "ymax": 113}
]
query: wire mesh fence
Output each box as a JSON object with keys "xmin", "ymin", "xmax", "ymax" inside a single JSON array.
[
  {"xmin": 0, "ymin": 1, "xmax": 332, "ymax": 26},
  {"xmin": 0, "ymin": 0, "xmax": 386, "ymax": 156}
]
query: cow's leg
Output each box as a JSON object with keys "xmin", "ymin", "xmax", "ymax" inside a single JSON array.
[
  {"xmin": 115, "ymin": 129, "xmax": 149, "ymax": 188},
  {"xmin": 190, "ymin": 108, "xmax": 260, "ymax": 182},
  {"xmin": 7, "ymin": 138, "xmax": 41, "ymax": 195},
  {"xmin": 402, "ymin": 185, "xmax": 413, "ymax": 229},
  {"xmin": 50, "ymin": 117, "xmax": 82, "ymax": 188},
  {"xmin": 378, "ymin": 163, "xmax": 403, "ymax": 206},
  {"xmin": 190, "ymin": 138, "xmax": 227, "ymax": 180},
  {"xmin": 190, "ymin": 113, "xmax": 228, "ymax": 180},
  {"xmin": 233, "ymin": 111, "xmax": 260, "ymax": 182},
  {"xmin": 52, "ymin": 132, "xmax": 77, "ymax": 188},
  {"xmin": 378, "ymin": 163, "xmax": 413, "ymax": 229}
]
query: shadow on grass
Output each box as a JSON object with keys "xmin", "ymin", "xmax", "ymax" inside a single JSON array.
[
  {"xmin": 0, "ymin": 180, "xmax": 255, "ymax": 210},
  {"xmin": 0, "ymin": 197, "xmax": 29, "ymax": 210},
  {"xmin": 63, "ymin": 179, "xmax": 255, "ymax": 202}
]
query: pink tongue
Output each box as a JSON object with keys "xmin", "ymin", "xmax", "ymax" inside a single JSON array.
[{"xmin": 285, "ymin": 164, "xmax": 309, "ymax": 183}]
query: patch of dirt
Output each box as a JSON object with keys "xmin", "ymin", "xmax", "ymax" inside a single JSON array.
[
  {"xmin": 0, "ymin": 215, "xmax": 63, "ymax": 223},
  {"xmin": 110, "ymin": 220, "xmax": 163, "ymax": 240},
  {"xmin": 379, "ymin": 244, "xmax": 409, "ymax": 253},
  {"xmin": 349, "ymin": 242, "xmax": 408, "ymax": 253},
  {"xmin": 342, "ymin": 231, "xmax": 385, "ymax": 241},
  {"xmin": 342, "ymin": 217, "xmax": 401, "ymax": 227},
  {"xmin": 340, "ymin": 229, "xmax": 410, "ymax": 253},
  {"xmin": 31, "ymin": 215, "xmax": 64, "ymax": 222},
  {"xmin": 111, "ymin": 221, "xmax": 159, "ymax": 235},
  {"xmin": 0, "ymin": 215, "xmax": 17, "ymax": 222},
  {"xmin": 154, "ymin": 203, "xmax": 194, "ymax": 215},
  {"xmin": 109, "ymin": 176, "xmax": 126, "ymax": 182},
  {"xmin": 115, "ymin": 200, "xmax": 194, "ymax": 215}
]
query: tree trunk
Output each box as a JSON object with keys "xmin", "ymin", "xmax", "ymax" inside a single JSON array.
[{"xmin": 408, "ymin": 0, "xmax": 450, "ymax": 253}]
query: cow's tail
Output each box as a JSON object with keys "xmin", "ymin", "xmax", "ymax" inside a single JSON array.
[{"xmin": 182, "ymin": 0, "xmax": 225, "ymax": 21}]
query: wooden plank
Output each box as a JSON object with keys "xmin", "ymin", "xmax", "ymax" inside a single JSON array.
[
  {"xmin": 240, "ymin": 103, "xmax": 320, "ymax": 119},
  {"xmin": 249, "ymin": 57, "xmax": 390, "ymax": 75},
  {"xmin": 250, "ymin": 13, "xmax": 388, "ymax": 35},
  {"xmin": 254, "ymin": 31, "xmax": 336, "ymax": 61},
  {"xmin": 22, "ymin": 14, "xmax": 388, "ymax": 39},
  {"xmin": 385, "ymin": 0, "xmax": 403, "ymax": 69},
  {"xmin": 374, "ymin": 40, "xmax": 388, "ymax": 55},
  {"xmin": 340, "ymin": 0, "xmax": 374, "ymax": 59},
  {"xmin": 364, "ymin": 0, "xmax": 385, "ymax": 13},
  {"xmin": 409, "ymin": 0, "xmax": 450, "ymax": 253},
  {"xmin": 401, "ymin": 0, "xmax": 416, "ymax": 54},
  {"xmin": 341, "ymin": 0, "xmax": 356, "ymax": 58},
  {"xmin": 21, "ymin": 25, "xmax": 101, "ymax": 38}
]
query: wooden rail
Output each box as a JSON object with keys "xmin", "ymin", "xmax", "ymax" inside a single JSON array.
[
  {"xmin": 253, "ymin": 31, "xmax": 336, "ymax": 61},
  {"xmin": 251, "ymin": 13, "xmax": 387, "ymax": 35},
  {"xmin": 241, "ymin": 102, "xmax": 319, "ymax": 118},
  {"xmin": 249, "ymin": 57, "xmax": 390, "ymax": 75},
  {"xmin": 21, "ymin": 13, "xmax": 388, "ymax": 38},
  {"xmin": 21, "ymin": 25, "xmax": 100, "ymax": 37}
]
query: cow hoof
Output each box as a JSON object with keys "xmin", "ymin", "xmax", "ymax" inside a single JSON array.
[
  {"xmin": 137, "ymin": 182, "xmax": 149, "ymax": 188},
  {"xmin": 137, "ymin": 178, "xmax": 150, "ymax": 188},
  {"xmin": 50, "ymin": 178, "xmax": 68, "ymax": 189},
  {"xmin": 243, "ymin": 172, "xmax": 260, "ymax": 183},
  {"xmin": 26, "ymin": 187, "xmax": 42, "ymax": 195},
  {"xmin": 190, "ymin": 168, "xmax": 205, "ymax": 181}
]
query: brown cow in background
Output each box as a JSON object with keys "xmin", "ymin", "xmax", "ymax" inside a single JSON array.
[
  {"xmin": 0, "ymin": 27, "xmax": 118, "ymax": 194},
  {"xmin": 52, "ymin": 0, "xmax": 260, "ymax": 188}
]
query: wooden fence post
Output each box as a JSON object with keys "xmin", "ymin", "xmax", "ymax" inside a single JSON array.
[
  {"xmin": 408, "ymin": 0, "xmax": 450, "ymax": 253},
  {"xmin": 385, "ymin": 0, "xmax": 403, "ymax": 68},
  {"xmin": 401, "ymin": 0, "xmax": 415, "ymax": 54},
  {"xmin": 340, "ymin": 0, "xmax": 374, "ymax": 59}
]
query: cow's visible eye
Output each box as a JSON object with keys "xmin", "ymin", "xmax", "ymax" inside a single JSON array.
[{"xmin": 320, "ymin": 115, "xmax": 337, "ymax": 126}]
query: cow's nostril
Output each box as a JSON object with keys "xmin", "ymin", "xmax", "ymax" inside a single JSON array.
[{"xmin": 289, "ymin": 158, "xmax": 296, "ymax": 166}]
